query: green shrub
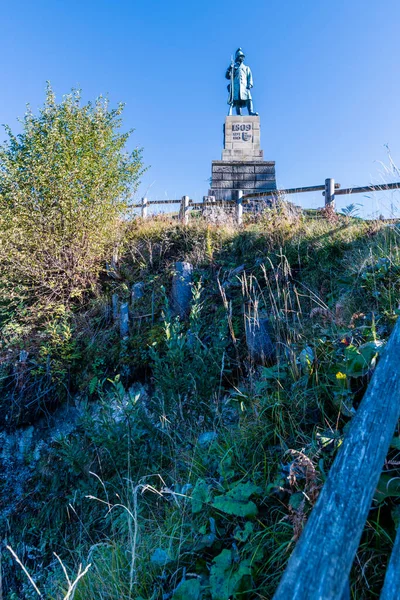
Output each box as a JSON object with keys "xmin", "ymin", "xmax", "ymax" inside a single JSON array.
[{"xmin": 0, "ymin": 85, "xmax": 144, "ymax": 313}]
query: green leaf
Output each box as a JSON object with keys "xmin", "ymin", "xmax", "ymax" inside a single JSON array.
[
  {"xmin": 150, "ymin": 548, "xmax": 170, "ymax": 566},
  {"xmin": 191, "ymin": 478, "xmax": 212, "ymax": 514},
  {"xmin": 374, "ymin": 474, "xmax": 400, "ymax": 504},
  {"xmin": 172, "ymin": 579, "xmax": 202, "ymax": 600},
  {"xmin": 89, "ymin": 376, "xmax": 98, "ymax": 395},
  {"xmin": 316, "ymin": 429, "xmax": 341, "ymax": 452},
  {"xmin": 391, "ymin": 437, "xmax": 400, "ymax": 451},
  {"xmin": 289, "ymin": 492, "xmax": 305, "ymax": 511},
  {"xmin": 212, "ymin": 482, "xmax": 260, "ymax": 518},
  {"xmin": 210, "ymin": 549, "xmax": 252, "ymax": 600},
  {"xmin": 234, "ymin": 521, "xmax": 254, "ymax": 542},
  {"xmin": 194, "ymin": 532, "xmax": 216, "ymax": 551},
  {"xmin": 343, "ymin": 342, "xmax": 381, "ymax": 378},
  {"xmin": 218, "ymin": 454, "xmax": 235, "ymax": 481},
  {"xmin": 260, "ymin": 364, "xmax": 288, "ymax": 380}
]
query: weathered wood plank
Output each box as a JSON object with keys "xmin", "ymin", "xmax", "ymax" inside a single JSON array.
[
  {"xmin": 335, "ymin": 182, "xmax": 400, "ymax": 196},
  {"xmin": 325, "ymin": 178, "xmax": 335, "ymax": 209},
  {"xmin": 141, "ymin": 197, "xmax": 148, "ymax": 218},
  {"xmin": 180, "ymin": 195, "xmax": 190, "ymax": 225},
  {"xmin": 380, "ymin": 527, "xmax": 400, "ymax": 599},
  {"xmin": 236, "ymin": 189, "xmax": 243, "ymax": 225},
  {"xmin": 273, "ymin": 319, "xmax": 400, "ymax": 600},
  {"xmin": 147, "ymin": 199, "xmax": 181, "ymax": 205},
  {"xmin": 341, "ymin": 580, "xmax": 351, "ymax": 600},
  {"xmin": 243, "ymin": 183, "xmax": 341, "ymax": 199}
]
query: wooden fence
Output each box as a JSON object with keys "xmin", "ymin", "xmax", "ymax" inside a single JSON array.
[
  {"xmin": 133, "ymin": 179, "xmax": 400, "ymax": 225},
  {"xmin": 272, "ymin": 319, "xmax": 400, "ymax": 600}
]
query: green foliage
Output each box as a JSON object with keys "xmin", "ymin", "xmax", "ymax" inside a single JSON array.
[
  {"xmin": 374, "ymin": 474, "xmax": 400, "ymax": 504},
  {"xmin": 342, "ymin": 341, "xmax": 382, "ymax": 378},
  {"xmin": 212, "ymin": 482, "xmax": 260, "ymax": 518},
  {"xmin": 341, "ymin": 203, "xmax": 362, "ymax": 218},
  {"xmin": 35, "ymin": 308, "xmax": 81, "ymax": 385},
  {"xmin": 150, "ymin": 283, "xmax": 229, "ymax": 421},
  {"xmin": 0, "ymin": 85, "xmax": 144, "ymax": 310},
  {"xmin": 172, "ymin": 578, "xmax": 202, "ymax": 600},
  {"xmin": 4, "ymin": 213, "xmax": 400, "ymax": 599},
  {"xmin": 210, "ymin": 549, "xmax": 252, "ymax": 600},
  {"xmin": 191, "ymin": 478, "xmax": 212, "ymax": 514}
]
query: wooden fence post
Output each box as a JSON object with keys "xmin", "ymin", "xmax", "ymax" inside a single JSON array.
[
  {"xmin": 324, "ymin": 178, "xmax": 335, "ymax": 210},
  {"xmin": 180, "ymin": 196, "xmax": 190, "ymax": 225},
  {"xmin": 236, "ymin": 190, "xmax": 243, "ymax": 226},
  {"xmin": 272, "ymin": 319, "xmax": 400, "ymax": 600},
  {"xmin": 141, "ymin": 197, "xmax": 148, "ymax": 219},
  {"xmin": 380, "ymin": 526, "xmax": 400, "ymax": 599}
]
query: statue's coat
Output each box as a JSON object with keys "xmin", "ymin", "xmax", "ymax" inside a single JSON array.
[{"xmin": 227, "ymin": 63, "xmax": 253, "ymax": 102}]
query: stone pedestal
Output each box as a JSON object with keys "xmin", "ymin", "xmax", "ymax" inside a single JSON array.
[{"xmin": 208, "ymin": 115, "xmax": 277, "ymax": 203}]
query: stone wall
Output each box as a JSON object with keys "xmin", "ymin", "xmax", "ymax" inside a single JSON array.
[
  {"xmin": 207, "ymin": 115, "xmax": 277, "ymax": 203},
  {"xmin": 209, "ymin": 161, "xmax": 277, "ymax": 202}
]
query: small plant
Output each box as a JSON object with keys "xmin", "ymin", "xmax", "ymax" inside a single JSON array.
[{"xmin": 341, "ymin": 203, "xmax": 362, "ymax": 218}]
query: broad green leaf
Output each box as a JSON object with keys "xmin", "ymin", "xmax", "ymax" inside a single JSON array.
[
  {"xmin": 212, "ymin": 482, "xmax": 260, "ymax": 517},
  {"xmin": 150, "ymin": 548, "xmax": 170, "ymax": 566},
  {"xmin": 316, "ymin": 429, "xmax": 342, "ymax": 452},
  {"xmin": 194, "ymin": 532, "xmax": 216, "ymax": 551},
  {"xmin": 374, "ymin": 474, "xmax": 400, "ymax": 504},
  {"xmin": 343, "ymin": 342, "xmax": 381, "ymax": 378},
  {"xmin": 391, "ymin": 437, "xmax": 400, "ymax": 451},
  {"xmin": 191, "ymin": 478, "xmax": 212, "ymax": 514},
  {"xmin": 210, "ymin": 549, "xmax": 252, "ymax": 600},
  {"xmin": 234, "ymin": 521, "xmax": 254, "ymax": 542},
  {"xmin": 172, "ymin": 579, "xmax": 202, "ymax": 600},
  {"xmin": 289, "ymin": 492, "xmax": 304, "ymax": 511},
  {"xmin": 218, "ymin": 454, "xmax": 235, "ymax": 481}
]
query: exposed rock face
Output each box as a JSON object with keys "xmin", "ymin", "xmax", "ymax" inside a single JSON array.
[
  {"xmin": 131, "ymin": 281, "xmax": 145, "ymax": 303},
  {"xmin": 171, "ymin": 262, "xmax": 193, "ymax": 318},
  {"xmin": 120, "ymin": 302, "xmax": 129, "ymax": 338},
  {"xmin": 0, "ymin": 403, "xmax": 82, "ymax": 521},
  {"xmin": 245, "ymin": 315, "xmax": 275, "ymax": 364}
]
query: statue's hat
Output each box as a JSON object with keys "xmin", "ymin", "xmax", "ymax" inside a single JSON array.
[{"xmin": 235, "ymin": 48, "xmax": 245, "ymax": 60}]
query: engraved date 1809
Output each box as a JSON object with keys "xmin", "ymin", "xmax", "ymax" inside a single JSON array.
[{"xmin": 232, "ymin": 123, "xmax": 252, "ymax": 132}]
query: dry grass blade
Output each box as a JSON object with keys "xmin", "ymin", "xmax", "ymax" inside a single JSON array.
[{"xmin": 6, "ymin": 546, "xmax": 42, "ymax": 597}]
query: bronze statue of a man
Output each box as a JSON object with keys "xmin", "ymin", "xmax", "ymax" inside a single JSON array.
[{"xmin": 226, "ymin": 48, "xmax": 258, "ymax": 116}]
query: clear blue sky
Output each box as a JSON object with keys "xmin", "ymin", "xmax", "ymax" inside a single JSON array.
[{"xmin": 2, "ymin": 0, "xmax": 400, "ymax": 216}]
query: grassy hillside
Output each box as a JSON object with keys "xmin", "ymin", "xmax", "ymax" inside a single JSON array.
[{"xmin": 1, "ymin": 209, "xmax": 400, "ymax": 599}]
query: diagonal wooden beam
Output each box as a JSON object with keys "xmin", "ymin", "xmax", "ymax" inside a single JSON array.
[{"xmin": 273, "ymin": 320, "xmax": 400, "ymax": 600}]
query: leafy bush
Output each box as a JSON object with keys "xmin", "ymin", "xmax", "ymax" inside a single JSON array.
[{"xmin": 0, "ymin": 85, "xmax": 144, "ymax": 312}]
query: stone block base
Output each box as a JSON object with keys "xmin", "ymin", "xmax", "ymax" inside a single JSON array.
[{"xmin": 209, "ymin": 160, "xmax": 277, "ymax": 203}]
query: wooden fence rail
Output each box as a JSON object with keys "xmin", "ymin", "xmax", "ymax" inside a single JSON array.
[
  {"xmin": 243, "ymin": 182, "xmax": 341, "ymax": 200},
  {"xmin": 132, "ymin": 178, "xmax": 400, "ymax": 224},
  {"xmin": 273, "ymin": 319, "xmax": 400, "ymax": 600},
  {"xmin": 333, "ymin": 182, "xmax": 400, "ymax": 196},
  {"xmin": 242, "ymin": 178, "xmax": 400, "ymax": 210}
]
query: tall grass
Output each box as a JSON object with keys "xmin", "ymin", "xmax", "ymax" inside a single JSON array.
[{"xmin": 2, "ymin": 212, "xmax": 400, "ymax": 598}]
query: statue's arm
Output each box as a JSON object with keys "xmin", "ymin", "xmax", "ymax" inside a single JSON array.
[{"xmin": 225, "ymin": 66, "xmax": 232, "ymax": 80}]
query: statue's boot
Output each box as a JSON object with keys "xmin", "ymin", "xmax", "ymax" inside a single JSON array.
[
  {"xmin": 247, "ymin": 100, "xmax": 258, "ymax": 116},
  {"xmin": 236, "ymin": 105, "xmax": 242, "ymax": 116}
]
